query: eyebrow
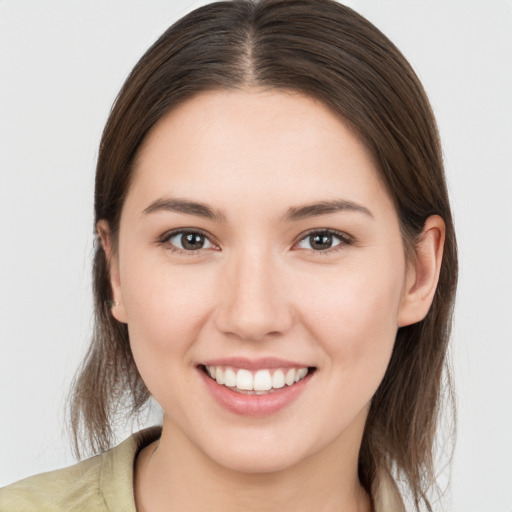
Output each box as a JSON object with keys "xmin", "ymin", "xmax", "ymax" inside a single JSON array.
[
  {"xmin": 283, "ymin": 199, "xmax": 373, "ymax": 221},
  {"xmin": 142, "ymin": 197, "xmax": 227, "ymax": 222},
  {"xmin": 142, "ymin": 197, "xmax": 373, "ymax": 222}
]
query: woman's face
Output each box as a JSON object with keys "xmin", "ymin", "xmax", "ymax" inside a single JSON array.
[{"xmin": 109, "ymin": 89, "xmax": 413, "ymax": 473}]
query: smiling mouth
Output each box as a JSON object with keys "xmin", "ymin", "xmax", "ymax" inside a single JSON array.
[{"xmin": 199, "ymin": 365, "xmax": 316, "ymax": 395}]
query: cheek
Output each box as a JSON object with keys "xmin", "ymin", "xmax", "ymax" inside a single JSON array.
[
  {"xmin": 119, "ymin": 254, "xmax": 216, "ymax": 379},
  {"xmin": 299, "ymin": 254, "xmax": 404, "ymax": 371}
]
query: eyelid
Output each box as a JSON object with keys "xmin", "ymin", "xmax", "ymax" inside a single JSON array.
[
  {"xmin": 292, "ymin": 228, "xmax": 354, "ymax": 252},
  {"xmin": 158, "ymin": 228, "xmax": 220, "ymax": 254}
]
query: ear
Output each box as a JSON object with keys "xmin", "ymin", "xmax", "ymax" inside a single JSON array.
[
  {"xmin": 97, "ymin": 220, "xmax": 127, "ymax": 324},
  {"xmin": 398, "ymin": 215, "xmax": 445, "ymax": 327}
]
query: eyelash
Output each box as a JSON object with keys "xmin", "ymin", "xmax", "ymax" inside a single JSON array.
[
  {"xmin": 158, "ymin": 228, "xmax": 353, "ymax": 255},
  {"xmin": 158, "ymin": 228, "xmax": 218, "ymax": 256},
  {"xmin": 294, "ymin": 228, "xmax": 353, "ymax": 254}
]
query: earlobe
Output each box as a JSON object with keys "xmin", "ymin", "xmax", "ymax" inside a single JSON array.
[
  {"xmin": 398, "ymin": 215, "xmax": 445, "ymax": 327},
  {"xmin": 97, "ymin": 220, "xmax": 128, "ymax": 324}
]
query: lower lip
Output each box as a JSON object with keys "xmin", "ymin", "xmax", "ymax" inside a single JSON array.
[{"xmin": 199, "ymin": 368, "xmax": 312, "ymax": 417}]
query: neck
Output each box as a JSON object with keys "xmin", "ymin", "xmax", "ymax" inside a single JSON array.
[{"xmin": 135, "ymin": 416, "xmax": 372, "ymax": 512}]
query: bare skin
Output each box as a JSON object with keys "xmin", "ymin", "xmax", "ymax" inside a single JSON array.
[
  {"xmin": 134, "ymin": 416, "xmax": 370, "ymax": 512},
  {"xmin": 99, "ymin": 88, "xmax": 444, "ymax": 512}
]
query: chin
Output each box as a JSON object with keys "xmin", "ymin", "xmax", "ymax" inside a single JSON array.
[{"xmin": 208, "ymin": 443, "xmax": 308, "ymax": 475}]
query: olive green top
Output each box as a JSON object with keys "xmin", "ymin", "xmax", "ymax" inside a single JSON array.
[{"xmin": 0, "ymin": 427, "xmax": 404, "ymax": 511}]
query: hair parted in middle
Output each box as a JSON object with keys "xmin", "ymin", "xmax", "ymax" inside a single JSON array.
[{"xmin": 69, "ymin": 1, "xmax": 457, "ymax": 510}]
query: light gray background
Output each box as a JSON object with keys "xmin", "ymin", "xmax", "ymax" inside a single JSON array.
[{"xmin": 1, "ymin": 1, "xmax": 511, "ymax": 510}]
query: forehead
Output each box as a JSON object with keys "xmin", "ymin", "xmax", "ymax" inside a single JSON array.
[{"xmin": 128, "ymin": 88, "xmax": 392, "ymax": 218}]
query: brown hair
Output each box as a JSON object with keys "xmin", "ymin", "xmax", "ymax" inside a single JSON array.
[{"xmin": 69, "ymin": 1, "xmax": 457, "ymax": 509}]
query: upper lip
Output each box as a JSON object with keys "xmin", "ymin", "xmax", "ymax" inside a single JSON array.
[{"xmin": 199, "ymin": 357, "xmax": 313, "ymax": 370}]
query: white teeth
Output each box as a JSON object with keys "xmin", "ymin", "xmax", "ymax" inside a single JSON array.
[
  {"xmin": 253, "ymin": 370, "xmax": 272, "ymax": 391},
  {"xmin": 272, "ymin": 369, "xmax": 285, "ymax": 389},
  {"xmin": 224, "ymin": 368, "xmax": 237, "ymax": 387},
  {"xmin": 297, "ymin": 367, "xmax": 308, "ymax": 380},
  {"xmin": 295, "ymin": 367, "xmax": 308, "ymax": 382},
  {"xmin": 236, "ymin": 369, "xmax": 253, "ymax": 390},
  {"xmin": 285, "ymin": 368, "xmax": 296, "ymax": 386},
  {"xmin": 206, "ymin": 365, "xmax": 310, "ymax": 393}
]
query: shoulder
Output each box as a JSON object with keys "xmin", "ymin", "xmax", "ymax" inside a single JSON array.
[
  {"xmin": 0, "ymin": 454, "xmax": 105, "ymax": 511},
  {"xmin": 0, "ymin": 427, "xmax": 162, "ymax": 512}
]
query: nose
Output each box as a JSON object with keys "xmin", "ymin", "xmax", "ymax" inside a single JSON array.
[{"xmin": 214, "ymin": 248, "xmax": 294, "ymax": 342}]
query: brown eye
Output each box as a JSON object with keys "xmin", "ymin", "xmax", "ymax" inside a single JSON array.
[
  {"xmin": 166, "ymin": 231, "xmax": 214, "ymax": 251},
  {"xmin": 296, "ymin": 230, "xmax": 349, "ymax": 252},
  {"xmin": 310, "ymin": 233, "xmax": 334, "ymax": 250}
]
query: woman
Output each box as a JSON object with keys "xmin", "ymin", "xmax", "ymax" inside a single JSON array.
[{"xmin": 0, "ymin": 0, "xmax": 457, "ymax": 510}]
